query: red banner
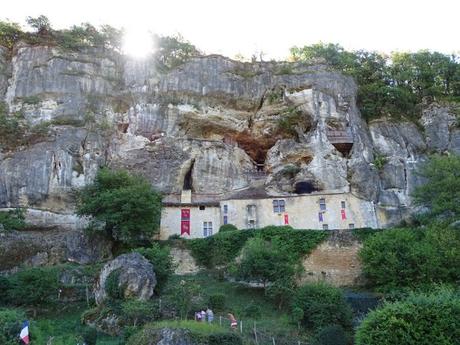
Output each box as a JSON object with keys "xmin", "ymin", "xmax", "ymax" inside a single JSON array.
[
  {"xmin": 284, "ymin": 214, "xmax": 289, "ymax": 225},
  {"xmin": 181, "ymin": 209, "xmax": 190, "ymax": 220},
  {"xmin": 341, "ymin": 209, "xmax": 346, "ymax": 220},
  {"xmin": 181, "ymin": 220, "xmax": 190, "ymax": 235}
]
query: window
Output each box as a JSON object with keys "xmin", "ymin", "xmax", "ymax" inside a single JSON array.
[
  {"xmin": 348, "ymin": 223, "xmax": 355, "ymax": 229},
  {"xmin": 322, "ymin": 224, "xmax": 329, "ymax": 230},
  {"xmin": 223, "ymin": 215, "xmax": 228, "ymax": 225},
  {"xmin": 319, "ymin": 198, "xmax": 326, "ymax": 211},
  {"xmin": 199, "ymin": 205, "xmax": 205, "ymax": 210},
  {"xmin": 248, "ymin": 220, "xmax": 256, "ymax": 229},
  {"xmin": 223, "ymin": 205, "xmax": 228, "ymax": 214},
  {"xmin": 273, "ymin": 199, "xmax": 286, "ymax": 213},
  {"xmin": 341, "ymin": 201, "xmax": 346, "ymax": 209},
  {"xmin": 203, "ymin": 222, "xmax": 213, "ymax": 237}
]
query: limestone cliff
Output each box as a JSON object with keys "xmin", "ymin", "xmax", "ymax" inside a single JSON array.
[{"xmin": 0, "ymin": 43, "xmax": 459, "ymax": 233}]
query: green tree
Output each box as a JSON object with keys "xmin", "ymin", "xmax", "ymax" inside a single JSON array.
[
  {"xmin": 121, "ymin": 299, "xmax": 159, "ymax": 326},
  {"xmin": 134, "ymin": 244, "xmax": 175, "ymax": 293},
  {"xmin": 26, "ymin": 15, "xmax": 52, "ymax": 35},
  {"xmin": 0, "ymin": 21, "xmax": 23, "ymax": 49},
  {"xmin": 76, "ymin": 168, "xmax": 162, "ymax": 245},
  {"xmin": 171, "ymin": 279, "xmax": 201, "ymax": 320},
  {"xmin": 291, "ymin": 283, "xmax": 353, "ymax": 332},
  {"xmin": 153, "ymin": 34, "xmax": 200, "ymax": 71},
  {"xmin": 355, "ymin": 288, "xmax": 460, "ymax": 345},
  {"xmin": 0, "ymin": 208, "xmax": 26, "ymax": 231},
  {"xmin": 0, "ymin": 308, "xmax": 26, "ymax": 345},
  {"xmin": 412, "ymin": 154, "xmax": 460, "ymax": 221}
]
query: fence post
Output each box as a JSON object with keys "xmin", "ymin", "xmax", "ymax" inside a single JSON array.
[
  {"xmin": 253, "ymin": 321, "xmax": 258, "ymax": 345},
  {"xmin": 240, "ymin": 320, "xmax": 243, "ymax": 333},
  {"xmin": 219, "ymin": 316, "xmax": 222, "ymax": 326},
  {"xmin": 272, "ymin": 337, "xmax": 276, "ymax": 345}
]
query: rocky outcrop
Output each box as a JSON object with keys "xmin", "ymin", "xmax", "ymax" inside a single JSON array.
[
  {"xmin": 0, "ymin": 42, "xmax": 459, "ymax": 233},
  {"xmin": 94, "ymin": 252, "xmax": 156, "ymax": 304}
]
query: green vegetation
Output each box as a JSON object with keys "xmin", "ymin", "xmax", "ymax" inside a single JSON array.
[
  {"xmin": 188, "ymin": 225, "xmax": 328, "ymax": 268},
  {"xmin": 355, "ymin": 288, "xmax": 460, "ymax": 345},
  {"xmin": 133, "ymin": 244, "xmax": 175, "ymax": 293},
  {"xmin": 312, "ymin": 325, "xmax": 348, "ymax": 345},
  {"xmin": 290, "ymin": 43, "xmax": 460, "ymax": 121},
  {"xmin": 0, "ymin": 308, "xmax": 26, "ymax": 345},
  {"xmin": 278, "ymin": 106, "xmax": 310, "ymax": 138},
  {"xmin": 105, "ymin": 269, "xmax": 124, "ymax": 300},
  {"xmin": 358, "ymin": 225, "xmax": 460, "ymax": 291},
  {"xmin": 208, "ymin": 293, "xmax": 226, "ymax": 312},
  {"xmin": 0, "ymin": 208, "xmax": 26, "ymax": 231},
  {"xmin": 153, "ymin": 34, "xmax": 200, "ymax": 71},
  {"xmin": 372, "ymin": 153, "xmax": 387, "ymax": 171},
  {"xmin": 76, "ymin": 168, "xmax": 162, "ymax": 245},
  {"xmin": 291, "ymin": 283, "xmax": 353, "ymax": 333},
  {"xmin": 412, "ymin": 154, "xmax": 460, "ymax": 222},
  {"xmin": 218, "ymin": 224, "xmax": 238, "ymax": 232},
  {"xmin": 120, "ymin": 299, "xmax": 160, "ymax": 327}
]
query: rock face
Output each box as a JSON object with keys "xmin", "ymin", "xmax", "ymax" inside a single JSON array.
[
  {"xmin": 94, "ymin": 252, "xmax": 156, "ymax": 305},
  {"xmin": 0, "ymin": 42, "xmax": 459, "ymax": 236}
]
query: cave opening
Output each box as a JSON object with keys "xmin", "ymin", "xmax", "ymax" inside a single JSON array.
[
  {"xmin": 183, "ymin": 160, "xmax": 195, "ymax": 191},
  {"xmin": 294, "ymin": 181, "xmax": 319, "ymax": 194}
]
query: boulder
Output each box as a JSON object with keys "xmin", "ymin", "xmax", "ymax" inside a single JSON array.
[{"xmin": 94, "ymin": 252, "xmax": 156, "ymax": 304}]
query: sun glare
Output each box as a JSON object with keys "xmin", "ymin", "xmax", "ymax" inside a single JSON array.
[{"xmin": 122, "ymin": 28, "xmax": 153, "ymax": 58}]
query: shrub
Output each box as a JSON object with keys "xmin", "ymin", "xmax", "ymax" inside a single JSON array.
[
  {"xmin": 0, "ymin": 208, "xmax": 26, "ymax": 231},
  {"xmin": 105, "ymin": 269, "xmax": 124, "ymax": 301},
  {"xmin": 312, "ymin": 324, "xmax": 348, "ymax": 345},
  {"xmin": 359, "ymin": 226, "xmax": 460, "ymax": 290},
  {"xmin": 76, "ymin": 168, "xmax": 162, "ymax": 245},
  {"xmin": 208, "ymin": 293, "xmax": 226, "ymax": 312},
  {"xmin": 208, "ymin": 332, "xmax": 243, "ymax": 345},
  {"xmin": 134, "ymin": 244, "xmax": 175, "ymax": 293},
  {"xmin": 355, "ymin": 288, "xmax": 460, "ymax": 345},
  {"xmin": 121, "ymin": 299, "xmax": 160, "ymax": 326},
  {"xmin": 81, "ymin": 327, "xmax": 97, "ymax": 345},
  {"xmin": 0, "ymin": 276, "xmax": 11, "ymax": 304},
  {"xmin": 8, "ymin": 267, "xmax": 59, "ymax": 307},
  {"xmin": 0, "ymin": 21, "xmax": 23, "ymax": 49},
  {"xmin": 0, "ymin": 308, "xmax": 26, "ymax": 345},
  {"xmin": 291, "ymin": 283, "xmax": 353, "ymax": 332},
  {"xmin": 242, "ymin": 301, "xmax": 262, "ymax": 319},
  {"xmin": 219, "ymin": 224, "xmax": 238, "ymax": 232}
]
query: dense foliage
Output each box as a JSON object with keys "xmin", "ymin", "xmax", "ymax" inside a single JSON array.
[
  {"xmin": 312, "ymin": 324, "xmax": 348, "ymax": 345},
  {"xmin": 134, "ymin": 244, "xmax": 175, "ymax": 293},
  {"xmin": 412, "ymin": 154, "xmax": 460, "ymax": 222},
  {"xmin": 188, "ymin": 226, "xmax": 328, "ymax": 268},
  {"xmin": 290, "ymin": 43, "xmax": 460, "ymax": 121},
  {"xmin": 291, "ymin": 283, "xmax": 353, "ymax": 333},
  {"xmin": 355, "ymin": 288, "xmax": 460, "ymax": 345},
  {"xmin": 359, "ymin": 225, "xmax": 460, "ymax": 291},
  {"xmin": 0, "ymin": 308, "xmax": 26, "ymax": 345},
  {"xmin": 76, "ymin": 168, "xmax": 162, "ymax": 245},
  {"xmin": 153, "ymin": 34, "xmax": 200, "ymax": 71},
  {"xmin": 0, "ymin": 208, "xmax": 26, "ymax": 231}
]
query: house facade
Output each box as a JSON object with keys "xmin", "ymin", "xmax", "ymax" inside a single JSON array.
[{"xmin": 159, "ymin": 189, "xmax": 380, "ymax": 239}]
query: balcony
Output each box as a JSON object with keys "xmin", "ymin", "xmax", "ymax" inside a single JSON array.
[{"xmin": 326, "ymin": 128, "xmax": 354, "ymax": 155}]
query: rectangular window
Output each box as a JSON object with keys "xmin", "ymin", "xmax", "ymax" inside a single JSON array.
[
  {"xmin": 273, "ymin": 200, "xmax": 286, "ymax": 213},
  {"xmin": 341, "ymin": 201, "xmax": 346, "ymax": 209},
  {"xmin": 223, "ymin": 205, "xmax": 228, "ymax": 214},
  {"xmin": 223, "ymin": 215, "xmax": 228, "ymax": 225},
  {"xmin": 319, "ymin": 198, "xmax": 326, "ymax": 211},
  {"xmin": 203, "ymin": 222, "xmax": 213, "ymax": 237},
  {"xmin": 348, "ymin": 223, "xmax": 355, "ymax": 229},
  {"xmin": 199, "ymin": 205, "xmax": 205, "ymax": 210},
  {"xmin": 248, "ymin": 220, "xmax": 256, "ymax": 229},
  {"xmin": 322, "ymin": 224, "xmax": 329, "ymax": 230}
]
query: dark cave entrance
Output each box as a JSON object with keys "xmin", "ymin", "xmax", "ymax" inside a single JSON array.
[
  {"xmin": 294, "ymin": 181, "xmax": 319, "ymax": 194},
  {"xmin": 183, "ymin": 160, "xmax": 195, "ymax": 190}
]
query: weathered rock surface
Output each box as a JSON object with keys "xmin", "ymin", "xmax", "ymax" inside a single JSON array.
[
  {"xmin": 0, "ymin": 42, "xmax": 459, "ymax": 236},
  {"xmin": 94, "ymin": 252, "xmax": 156, "ymax": 304}
]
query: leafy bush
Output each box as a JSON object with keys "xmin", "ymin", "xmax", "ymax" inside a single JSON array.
[
  {"xmin": 208, "ymin": 293, "xmax": 226, "ymax": 311},
  {"xmin": 81, "ymin": 327, "xmax": 97, "ymax": 345},
  {"xmin": 153, "ymin": 34, "xmax": 200, "ymax": 71},
  {"xmin": 412, "ymin": 154, "xmax": 460, "ymax": 222},
  {"xmin": 359, "ymin": 226, "xmax": 460, "ymax": 291},
  {"xmin": 219, "ymin": 224, "xmax": 238, "ymax": 232},
  {"xmin": 242, "ymin": 301, "xmax": 262, "ymax": 319},
  {"xmin": 121, "ymin": 299, "xmax": 160, "ymax": 326},
  {"xmin": 105, "ymin": 269, "xmax": 123, "ymax": 300},
  {"xmin": 0, "ymin": 208, "xmax": 26, "ymax": 231},
  {"xmin": 0, "ymin": 276, "xmax": 11, "ymax": 304},
  {"xmin": 312, "ymin": 324, "xmax": 348, "ymax": 345},
  {"xmin": 208, "ymin": 332, "xmax": 243, "ymax": 345},
  {"xmin": 76, "ymin": 168, "xmax": 162, "ymax": 245},
  {"xmin": 7, "ymin": 267, "xmax": 59, "ymax": 307},
  {"xmin": 134, "ymin": 244, "xmax": 175, "ymax": 293},
  {"xmin": 0, "ymin": 308, "xmax": 26, "ymax": 345},
  {"xmin": 355, "ymin": 288, "xmax": 460, "ymax": 345},
  {"xmin": 291, "ymin": 283, "xmax": 353, "ymax": 332}
]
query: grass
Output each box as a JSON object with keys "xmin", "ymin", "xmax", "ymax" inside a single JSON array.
[{"xmin": 148, "ymin": 320, "xmax": 224, "ymax": 334}]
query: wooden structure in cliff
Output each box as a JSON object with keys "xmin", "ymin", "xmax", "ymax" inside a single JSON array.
[{"xmin": 326, "ymin": 128, "xmax": 353, "ymax": 155}]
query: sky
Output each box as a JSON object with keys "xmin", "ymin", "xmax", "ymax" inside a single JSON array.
[{"xmin": 2, "ymin": 0, "xmax": 460, "ymax": 59}]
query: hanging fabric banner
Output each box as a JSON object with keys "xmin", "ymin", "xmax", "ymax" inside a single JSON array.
[
  {"xmin": 341, "ymin": 209, "xmax": 346, "ymax": 220},
  {"xmin": 318, "ymin": 212, "xmax": 323, "ymax": 222},
  {"xmin": 284, "ymin": 214, "xmax": 289, "ymax": 225},
  {"xmin": 181, "ymin": 209, "xmax": 191, "ymax": 235}
]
